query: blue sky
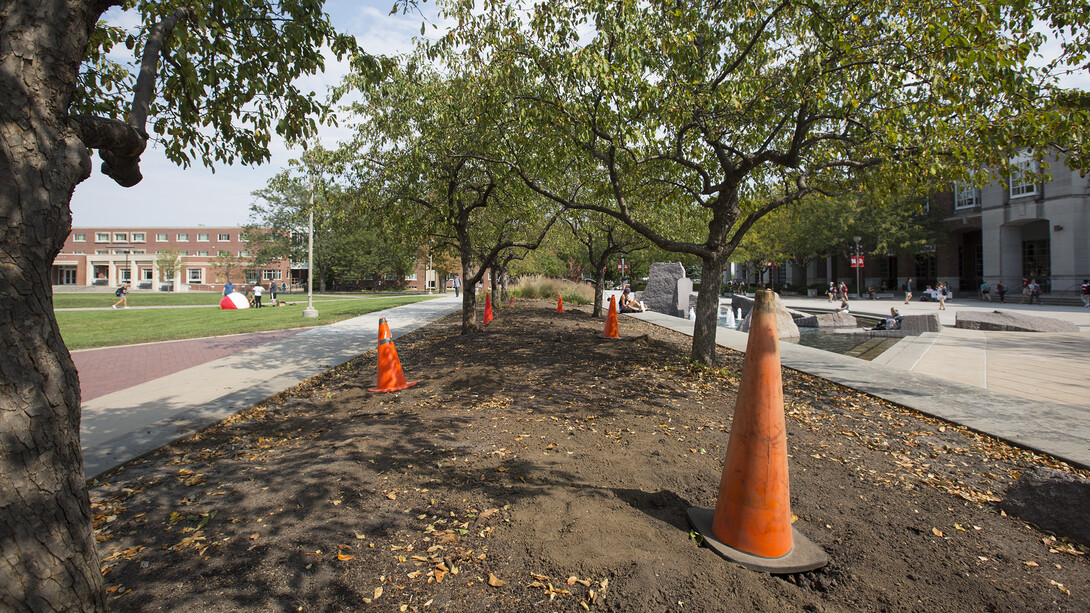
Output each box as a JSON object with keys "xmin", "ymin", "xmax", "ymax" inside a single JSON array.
[{"xmin": 70, "ymin": 1, "xmax": 441, "ymax": 227}]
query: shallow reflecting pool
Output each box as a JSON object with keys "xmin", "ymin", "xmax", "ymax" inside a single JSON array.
[{"xmin": 719, "ymin": 313, "xmax": 899, "ymax": 360}]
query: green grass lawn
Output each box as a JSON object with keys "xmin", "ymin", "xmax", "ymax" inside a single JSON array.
[
  {"xmin": 56, "ymin": 295, "xmax": 436, "ymax": 350},
  {"xmin": 52, "ymin": 291, "xmax": 411, "ymax": 309}
]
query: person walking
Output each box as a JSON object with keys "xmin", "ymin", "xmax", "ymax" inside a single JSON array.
[
  {"xmin": 996, "ymin": 280, "xmax": 1007, "ymax": 303},
  {"xmin": 827, "ymin": 281, "xmax": 836, "ymax": 302},
  {"xmin": 452, "ymin": 274, "xmax": 462, "ymax": 297},
  {"xmin": 223, "ymin": 280, "xmax": 235, "ymax": 296},
  {"xmin": 979, "ymin": 280, "xmax": 992, "ymax": 302},
  {"xmin": 1020, "ymin": 277, "xmax": 1030, "ymax": 303},
  {"xmin": 1028, "ymin": 279, "xmax": 1042, "ymax": 305},
  {"xmin": 111, "ymin": 284, "xmax": 129, "ymax": 309},
  {"xmin": 253, "ymin": 283, "xmax": 264, "ymax": 308},
  {"xmin": 1081, "ymin": 279, "xmax": 1090, "ymax": 308},
  {"xmin": 903, "ymin": 278, "xmax": 913, "ymax": 304},
  {"xmin": 269, "ymin": 281, "xmax": 277, "ymax": 306},
  {"xmin": 938, "ymin": 282, "xmax": 948, "ymax": 310}
]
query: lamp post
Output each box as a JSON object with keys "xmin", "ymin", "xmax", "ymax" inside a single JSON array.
[
  {"xmin": 117, "ymin": 245, "xmax": 134, "ymax": 287},
  {"xmin": 853, "ymin": 236, "xmax": 862, "ymax": 299},
  {"xmin": 302, "ymin": 169, "xmax": 319, "ymax": 318}
]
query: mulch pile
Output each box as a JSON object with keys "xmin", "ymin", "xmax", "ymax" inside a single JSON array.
[{"xmin": 90, "ymin": 302, "xmax": 1090, "ymax": 611}]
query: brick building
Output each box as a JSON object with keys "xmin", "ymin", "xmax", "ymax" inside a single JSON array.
[
  {"xmin": 51, "ymin": 226, "xmax": 438, "ymax": 292},
  {"xmin": 52, "ymin": 227, "xmax": 291, "ymax": 292}
]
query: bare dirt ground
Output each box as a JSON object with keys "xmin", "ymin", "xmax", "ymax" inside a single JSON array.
[{"xmin": 90, "ymin": 301, "xmax": 1090, "ymax": 612}]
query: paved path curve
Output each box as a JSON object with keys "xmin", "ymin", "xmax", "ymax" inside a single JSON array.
[
  {"xmin": 72, "ymin": 329, "xmax": 309, "ymax": 402},
  {"xmin": 627, "ymin": 303, "xmax": 1090, "ymax": 471},
  {"xmin": 80, "ymin": 294, "xmax": 462, "ymax": 479}
]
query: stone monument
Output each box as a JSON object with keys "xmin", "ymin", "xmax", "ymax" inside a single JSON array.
[
  {"xmin": 642, "ymin": 262, "xmax": 686, "ymax": 315},
  {"xmin": 676, "ymin": 277, "xmax": 694, "ymax": 317},
  {"xmin": 737, "ymin": 292, "xmax": 800, "ymax": 339}
]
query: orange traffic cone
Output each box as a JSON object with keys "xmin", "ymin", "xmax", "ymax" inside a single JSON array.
[
  {"xmin": 367, "ymin": 318, "xmax": 418, "ymax": 393},
  {"xmin": 483, "ymin": 291, "xmax": 493, "ymax": 324},
  {"xmin": 602, "ymin": 295, "xmax": 619, "ymax": 338},
  {"xmin": 687, "ymin": 290, "xmax": 827, "ymax": 573},
  {"xmin": 557, "ymin": 293, "xmax": 563, "ymax": 313},
  {"xmin": 509, "ymin": 296, "xmax": 514, "ymax": 308}
]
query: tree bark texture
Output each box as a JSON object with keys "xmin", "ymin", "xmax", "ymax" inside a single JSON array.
[
  {"xmin": 592, "ymin": 270, "xmax": 607, "ymax": 318},
  {"xmin": 1, "ymin": 1, "xmax": 108, "ymax": 610},
  {"xmin": 690, "ymin": 255, "xmax": 727, "ymax": 365}
]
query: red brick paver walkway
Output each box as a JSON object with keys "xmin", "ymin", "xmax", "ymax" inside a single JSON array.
[{"xmin": 72, "ymin": 329, "xmax": 308, "ymax": 402}]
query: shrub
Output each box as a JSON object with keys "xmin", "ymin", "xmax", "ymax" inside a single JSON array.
[{"xmin": 511, "ymin": 276, "xmax": 594, "ymax": 304}]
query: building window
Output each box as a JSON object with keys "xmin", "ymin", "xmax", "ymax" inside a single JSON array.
[
  {"xmin": 245, "ymin": 270, "xmax": 260, "ymax": 284},
  {"xmin": 218, "ymin": 233, "xmax": 231, "ymax": 241},
  {"xmin": 131, "ymin": 249, "xmax": 145, "ymax": 254},
  {"xmin": 238, "ymin": 250, "xmax": 250, "ymax": 257},
  {"xmin": 187, "ymin": 269, "xmax": 202, "ymax": 284},
  {"xmin": 141, "ymin": 268, "xmax": 154, "ymax": 281},
  {"xmin": 954, "ymin": 183, "xmax": 979, "ymax": 209},
  {"xmin": 405, "ymin": 273, "xmax": 418, "ymax": 281},
  {"xmin": 197, "ymin": 233, "xmax": 210, "ymax": 242},
  {"xmin": 385, "ymin": 273, "xmax": 397, "ymax": 281},
  {"xmin": 119, "ymin": 268, "xmax": 131, "ymax": 282},
  {"xmin": 132, "ymin": 232, "xmax": 145, "ymax": 243},
  {"xmin": 177, "ymin": 233, "xmax": 190, "ymax": 241},
  {"xmin": 196, "ymin": 250, "xmax": 209, "ymax": 256},
  {"xmin": 1010, "ymin": 155, "xmax": 1037, "ymax": 198},
  {"xmin": 95, "ymin": 249, "xmax": 108, "ymax": 254},
  {"xmin": 914, "ymin": 252, "xmax": 937, "ymax": 282},
  {"xmin": 262, "ymin": 270, "xmax": 283, "ymax": 280},
  {"xmin": 74, "ymin": 233, "xmax": 85, "ymax": 241},
  {"xmin": 113, "ymin": 232, "xmax": 127, "ymax": 242},
  {"xmin": 112, "ymin": 249, "xmax": 130, "ymax": 255},
  {"xmin": 1022, "ymin": 239, "xmax": 1050, "ymax": 284},
  {"xmin": 73, "ymin": 250, "xmax": 85, "ymax": 255},
  {"xmin": 156, "ymin": 233, "xmax": 168, "ymax": 242},
  {"xmin": 95, "ymin": 232, "xmax": 109, "ymax": 242}
]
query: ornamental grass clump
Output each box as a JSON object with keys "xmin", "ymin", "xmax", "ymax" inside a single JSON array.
[{"xmin": 512, "ymin": 276, "xmax": 593, "ymax": 305}]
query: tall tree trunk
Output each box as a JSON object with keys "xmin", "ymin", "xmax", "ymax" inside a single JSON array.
[
  {"xmin": 498, "ymin": 269, "xmax": 510, "ymax": 303},
  {"xmin": 592, "ymin": 262, "xmax": 607, "ymax": 318},
  {"xmin": 459, "ymin": 250, "xmax": 479, "ymax": 333},
  {"xmin": 489, "ymin": 268, "xmax": 498, "ymax": 303},
  {"xmin": 1, "ymin": 1, "xmax": 108, "ymax": 610},
  {"xmin": 690, "ymin": 254, "xmax": 726, "ymax": 365}
]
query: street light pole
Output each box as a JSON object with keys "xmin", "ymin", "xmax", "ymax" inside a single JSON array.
[
  {"xmin": 853, "ymin": 236, "xmax": 862, "ymax": 299},
  {"xmin": 117, "ymin": 245, "xmax": 134, "ymax": 286},
  {"xmin": 303, "ymin": 169, "xmax": 319, "ymax": 318}
]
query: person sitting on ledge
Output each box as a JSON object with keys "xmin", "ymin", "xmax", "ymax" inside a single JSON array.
[
  {"xmin": 619, "ymin": 287, "xmax": 647, "ymax": 313},
  {"xmin": 835, "ymin": 297, "xmax": 850, "ymax": 313},
  {"xmin": 869, "ymin": 307, "xmax": 903, "ymax": 331}
]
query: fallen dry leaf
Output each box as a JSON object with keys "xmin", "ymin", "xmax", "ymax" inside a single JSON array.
[
  {"xmin": 488, "ymin": 573, "xmax": 506, "ymax": 587},
  {"xmin": 932, "ymin": 527, "xmax": 944, "ymax": 538}
]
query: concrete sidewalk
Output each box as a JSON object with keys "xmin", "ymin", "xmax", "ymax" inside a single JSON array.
[
  {"xmin": 81, "ymin": 294, "xmax": 462, "ymax": 478},
  {"xmin": 626, "ymin": 308, "xmax": 1090, "ymax": 470},
  {"xmin": 778, "ymin": 295, "xmax": 1090, "ymax": 409}
]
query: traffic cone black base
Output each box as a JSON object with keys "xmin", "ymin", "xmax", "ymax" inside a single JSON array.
[{"xmin": 686, "ymin": 508, "xmax": 828, "ymax": 573}]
